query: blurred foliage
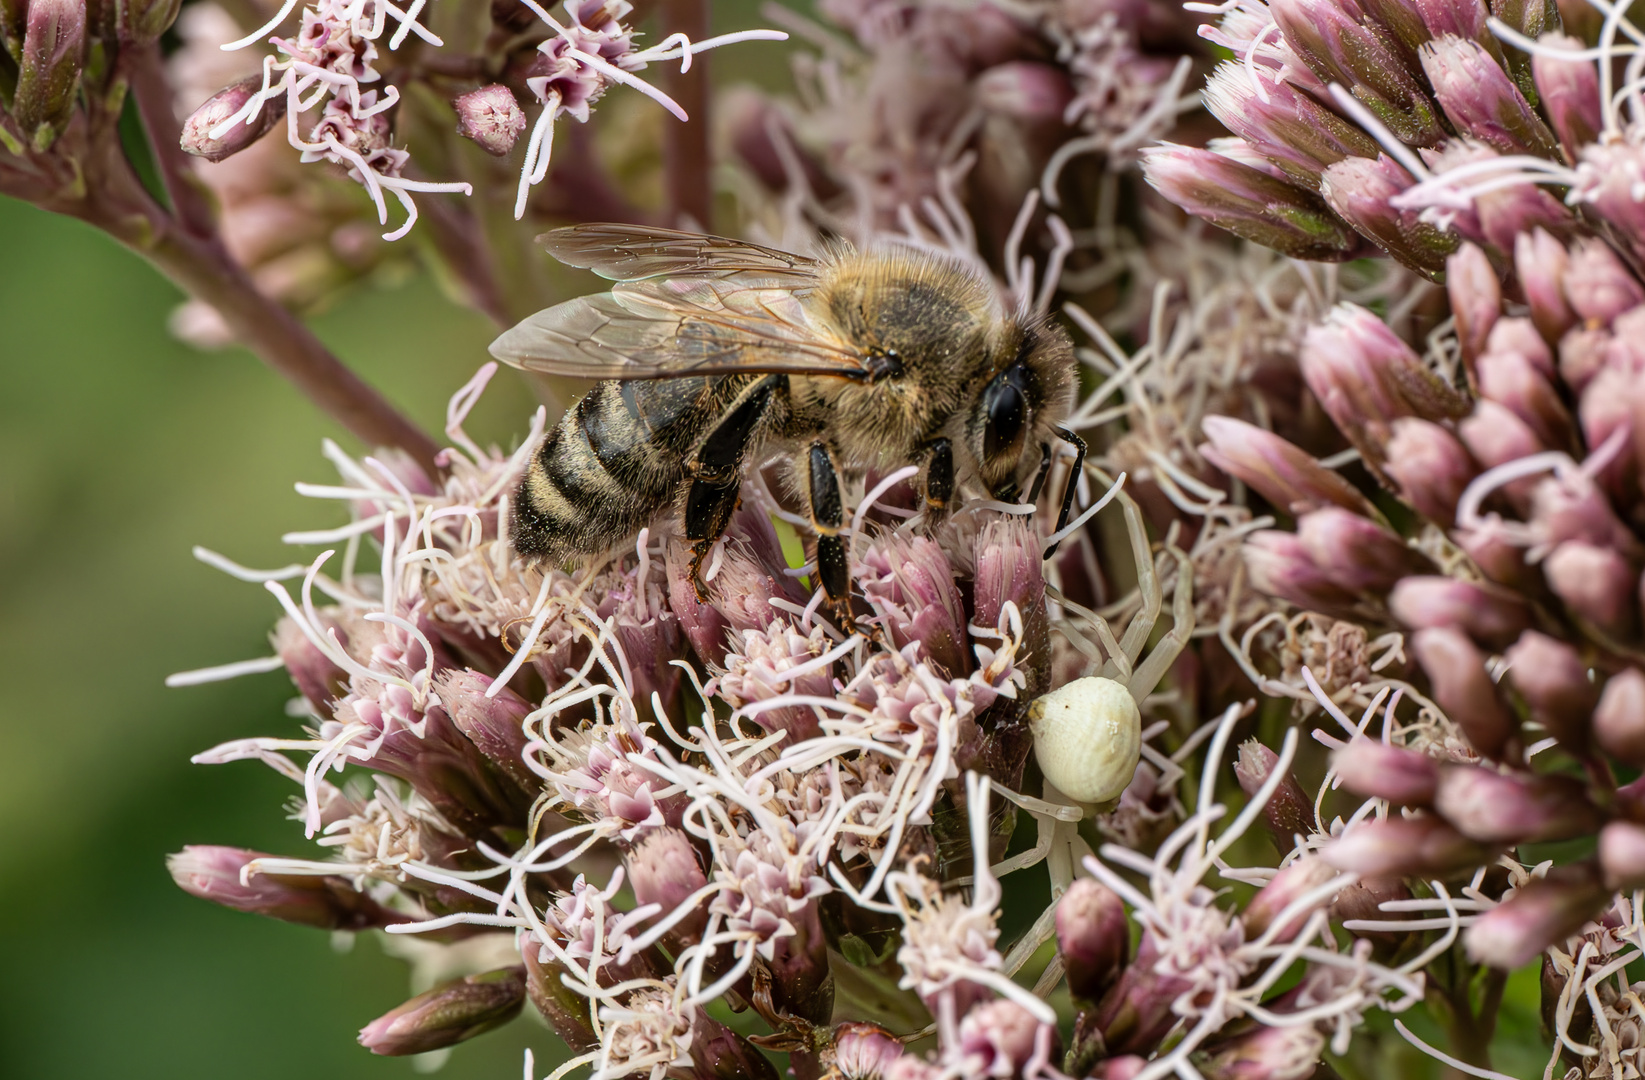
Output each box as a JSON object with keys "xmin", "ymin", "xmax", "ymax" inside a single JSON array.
[{"xmin": 0, "ymin": 195, "xmax": 561, "ymax": 1079}]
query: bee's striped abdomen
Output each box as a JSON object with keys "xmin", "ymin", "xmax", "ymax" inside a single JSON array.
[{"xmin": 511, "ymin": 377, "xmax": 723, "ymax": 562}]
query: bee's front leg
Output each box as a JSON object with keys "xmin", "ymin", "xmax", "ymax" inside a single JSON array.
[
  {"xmin": 920, "ymin": 437, "xmax": 954, "ymax": 517},
  {"xmin": 1043, "ymin": 427, "xmax": 1088, "ymax": 557}
]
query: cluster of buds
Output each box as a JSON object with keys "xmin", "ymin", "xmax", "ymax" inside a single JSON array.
[{"xmin": 1141, "ymin": 0, "xmax": 1645, "ymax": 289}]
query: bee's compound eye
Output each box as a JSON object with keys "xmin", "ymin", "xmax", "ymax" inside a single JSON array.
[
  {"xmin": 982, "ymin": 365, "xmax": 1032, "ymax": 461},
  {"xmin": 1027, "ymin": 676, "xmax": 1141, "ymax": 804}
]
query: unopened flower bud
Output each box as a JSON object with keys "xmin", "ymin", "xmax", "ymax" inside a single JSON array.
[
  {"xmin": 1384, "ymin": 418, "xmax": 1478, "ymax": 526},
  {"xmin": 1410, "ymin": 626, "xmax": 1521, "ymax": 760},
  {"xmin": 1297, "ymin": 508, "xmax": 1433, "ymax": 592},
  {"xmin": 1544, "ymin": 540, "xmax": 1639, "ymax": 637},
  {"xmin": 438, "ymin": 668, "xmax": 537, "ymax": 792},
  {"xmin": 1475, "ymin": 347, "xmax": 1575, "ymax": 450},
  {"xmin": 1395, "ymin": 579, "xmax": 1532, "ymax": 649},
  {"xmin": 454, "ymin": 84, "xmax": 527, "ymax": 156},
  {"xmin": 832, "ymin": 1023, "xmax": 906, "ymax": 1080},
  {"xmin": 1202, "ymin": 62, "xmax": 1380, "ymax": 190},
  {"xmin": 1302, "ymin": 304, "xmax": 1468, "ymax": 468},
  {"xmin": 168, "ymin": 845, "xmax": 405, "ymax": 930},
  {"xmin": 1093, "ymin": 1057, "xmax": 1149, "ymax": 1080},
  {"xmin": 12, "ymin": 0, "xmax": 85, "ymax": 151},
  {"xmin": 272, "ymin": 613, "xmax": 346, "ymax": 713},
  {"xmin": 1455, "ymin": 520, "xmax": 1535, "ymax": 588},
  {"xmin": 1421, "ymin": 36, "xmax": 1559, "ymax": 158},
  {"xmin": 1565, "ymin": 239, "xmax": 1645, "ymax": 325},
  {"xmin": 1533, "ymin": 33, "xmax": 1604, "ymax": 160},
  {"xmin": 1321, "ymin": 154, "xmax": 1456, "ymax": 277},
  {"xmin": 958, "ymin": 998, "xmax": 1054, "ymax": 1076},
  {"xmin": 1269, "ymin": 0, "xmax": 1444, "ymax": 147},
  {"xmin": 1235, "ymin": 740, "xmax": 1314, "ymax": 845},
  {"xmin": 1331, "ymin": 875, "xmax": 1415, "ymax": 952},
  {"xmin": 1199, "ymin": 1022, "xmax": 1325, "ymax": 1080},
  {"xmin": 522, "ymin": 935, "xmax": 598, "ymax": 1051},
  {"xmin": 358, "ymin": 966, "xmax": 526, "ymax": 1055},
  {"xmin": 1594, "ymin": 668, "xmax": 1645, "ymax": 766},
  {"xmin": 1517, "ymin": 229, "xmax": 1575, "ymax": 342},
  {"xmin": 1573, "ymin": 141, "xmax": 1645, "ymax": 264},
  {"xmin": 1243, "ymin": 531, "xmax": 1359, "ymax": 615},
  {"xmin": 691, "ymin": 1013, "xmax": 783, "ymax": 1080},
  {"xmin": 1504, "ymin": 631, "xmax": 1598, "ymax": 755},
  {"xmin": 626, "ymin": 827, "xmax": 709, "ymax": 952},
  {"xmin": 1598, "ymin": 820, "xmax": 1645, "ymax": 890},
  {"xmin": 1448, "ymin": 243, "xmax": 1501, "ymax": 369},
  {"xmin": 1057, "ymin": 879, "xmax": 1130, "ymax": 1001},
  {"xmin": 975, "ymin": 61, "xmax": 1075, "ymax": 121},
  {"xmin": 1466, "ymin": 861, "xmax": 1610, "ymax": 968},
  {"xmin": 1332, "ymin": 739, "xmax": 1440, "ymax": 805},
  {"xmin": 1094, "ymin": 930, "xmax": 1198, "ymax": 1054},
  {"xmin": 1141, "ymin": 144, "xmax": 1365, "ymax": 261},
  {"xmin": 1458, "ymin": 401, "xmax": 1547, "ymax": 509},
  {"xmin": 1320, "ymin": 815, "xmax": 1500, "ymax": 878},
  {"xmin": 181, "ymin": 76, "xmax": 288, "ymax": 163},
  {"xmin": 1488, "ymin": 317, "xmax": 1556, "ymax": 376},
  {"xmin": 1199, "ymin": 415, "xmax": 1377, "ymax": 518},
  {"xmin": 1243, "ymin": 856, "xmax": 1340, "ymax": 943},
  {"xmin": 1434, "ymin": 764, "xmax": 1600, "ymax": 844}
]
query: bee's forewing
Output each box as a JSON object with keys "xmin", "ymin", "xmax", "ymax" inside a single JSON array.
[{"xmin": 540, "ymin": 223, "xmax": 824, "ymax": 285}]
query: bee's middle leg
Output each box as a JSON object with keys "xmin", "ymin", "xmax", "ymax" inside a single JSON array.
[
  {"xmin": 683, "ymin": 377, "xmax": 779, "ymax": 600},
  {"xmin": 1043, "ymin": 427, "xmax": 1088, "ymax": 557},
  {"xmin": 921, "ymin": 437, "xmax": 954, "ymax": 515}
]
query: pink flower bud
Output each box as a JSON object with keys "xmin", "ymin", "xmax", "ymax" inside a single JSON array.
[
  {"xmin": 1199, "ymin": 1022, "xmax": 1325, "ymax": 1080},
  {"xmin": 1517, "ymin": 229, "xmax": 1575, "ymax": 343},
  {"xmin": 1574, "ymin": 141, "xmax": 1645, "ymax": 267},
  {"xmin": 1302, "ymin": 304, "xmax": 1468, "ymax": 468},
  {"xmin": 168, "ymin": 846, "xmax": 406, "ymax": 930},
  {"xmin": 1332, "ymin": 739, "xmax": 1440, "ymax": 805},
  {"xmin": 1331, "ymin": 875, "xmax": 1415, "ymax": 951},
  {"xmin": 625, "ymin": 827, "xmax": 709, "ymax": 953},
  {"xmin": 1600, "ymin": 820, "xmax": 1645, "ymax": 889},
  {"xmin": 1141, "ymin": 144, "xmax": 1366, "ymax": 261},
  {"xmin": 1320, "ymin": 815, "xmax": 1501, "ymax": 878},
  {"xmin": 1200, "ymin": 415, "xmax": 1377, "ymax": 518},
  {"xmin": 975, "ymin": 61, "xmax": 1075, "ymax": 121},
  {"xmin": 1544, "ymin": 541, "xmax": 1639, "ymax": 637},
  {"xmin": 1421, "ymin": 36, "xmax": 1559, "ymax": 158},
  {"xmin": 1448, "ymin": 243, "xmax": 1501, "ymax": 369},
  {"xmin": 438, "ymin": 668, "xmax": 537, "ymax": 792},
  {"xmin": 1486, "ymin": 317, "xmax": 1555, "ymax": 378},
  {"xmin": 1433, "ymin": 764, "xmax": 1600, "ymax": 844},
  {"xmin": 832, "ymin": 1023, "xmax": 906, "ymax": 1080},
  {"xmin": 1057, "ymin": 879, "xmax": 1131, "ymax": 1002},
  {"xmin": 11, "ymin": 0, "xmax": 84, "ymax": 151},
  {"xmin": 1455, "ymin": 520, "xmax": 1535, "ymax": 588},
  {"xmin": 1269, "ymin": 0, "xmax": 1444, "ymax": 147},
  {"xmin": 1578, "ymin": 368, "xmax": 1638, "ymax": 502},
  {"xmin": 1243, "ymin": 531, "xmax": 1359, "ymax": 616},
  {"xmin": 859, "ymin": 532, "xmax": 968, "ymax": 676},
  {"xmin": 1393, "ymin": 578, "xmax": 1532, "ymax": 649},
  {"xmin": 358, "ymin": 966, "xmax": 526, "ymax": 1055},
  {"xmin": 1235, "ymin": 740, "xmax": 1314, "ymax": 845},
  {"xmin": 690, "ymin": 1013, "xmax": 783, "ymax": 1080},
  {"xmin": 1202, "ymin": 61, "xmax": 1379, "ymax": 189},
  {"xmin": 1093, "ymin": 1057, "xmax": 1149, "ymax": 1080},
  {"xmin": 522, "ymin": 935, "xmax": 598, "ymax": 1051},
  {"xmin": 1594, "ymin": 668, "xmax": 1645, "ymax": 766},
  {"xmin": 1457, "ymin": 146, "xmax": 1580, "ymax": 254},
  {"xmin": 181, "ymin": 75, "xmax": 289, "ymax": 163},
  {"xmin": 1465, "ymin": 861, "xmax": 1610, "ymax": 968},
  {"xmin": 957, "ymin": 998, "xmax": 1053, "ymax": 1076},
  {"xmin": 1564, "ymin": 239, "xmax": 1645, "ymax": 325},
  {"xmin": 1458, "ymin": 401, "xmax": 1547, "ymax": 510},
  {"xmin": 1243, "ymin": 856, "xmax": 1340, "ymax": 943},
  {"xmin": 1320, "ymin": 154, "xmax": 1455, "ymax": 278},
  {"xmin": 1533, "ymin": 33, "xmax": 1604, "ymax": 160},
  {"xmin": 453, "ymin": 84, "xmax": 528, "ymax": 156},
  {"xmin": 1410, "ymin": 626, "xmax": 1521, "ymax": 760},
  {"xmin": 1094, "ymin": 930, "xmax": 1199, "ymax": 1054},
  {"xmin": 1504, "ymin": 631, "xmax": 1598, "ymax": 755},
  {"xmin": 1297, "ymin": 507, "xmax": 1434, "ymax": 593},
  {"xmin": 1384, "ymin": 418, "xmax": 1478, "ymax": 526},
  {"xmin": 1561, "ymin": 324, "xmax": 1612, "ymax": 396},
  {"xmin": 1475, "ymin": 348, "xmax": 1575, "ymax": 450}
]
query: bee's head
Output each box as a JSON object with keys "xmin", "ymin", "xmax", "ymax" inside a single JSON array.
[{"xmin": 971, "ymin": 320, "xmax": 1076, "ymax": 500}]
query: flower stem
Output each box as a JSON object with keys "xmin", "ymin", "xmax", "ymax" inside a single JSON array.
[
  {"xmin": 127, "ymin": 42, "xmax": 218, "ymax": 240},
  {"xmin": 661, "ymin": 0, "xmax": 712, "ymax": 228},
  {"xmin": 141, "ymin": 222, "xmax": 445, "ymax": 470}
]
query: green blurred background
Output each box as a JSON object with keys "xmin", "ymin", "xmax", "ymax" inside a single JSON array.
[{"xmin": 0, "ymin": 195, "xmax": 551, "ymax": 1079}]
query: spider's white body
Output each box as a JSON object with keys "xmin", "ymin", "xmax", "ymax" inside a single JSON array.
[{"xmin": 1029, "ymin": 676, "xmax": 1142, "ymax": 804}]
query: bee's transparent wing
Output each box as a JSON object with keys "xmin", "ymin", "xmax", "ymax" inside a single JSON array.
[
  {"xmin": 540, "ymin": 223, "xmax": 823, "ymax": 284},
  {"xmin": 490, "ymin": 277, "xmax": 868, "ymax": 380}
]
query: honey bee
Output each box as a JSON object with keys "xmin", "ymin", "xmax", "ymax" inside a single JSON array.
[{"xmin": 489, "ymin": 223, "xmax": 1085, "ymax": 608}]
